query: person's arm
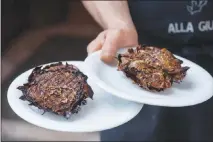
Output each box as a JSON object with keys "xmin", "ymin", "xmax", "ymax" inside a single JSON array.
[
  {"xmin": 82, "ymin": 1, "xmax": 135, "ymax": 30},
  {"xmin": 82, "ymin": 1, "xmax": 138, "ymax": 63}
]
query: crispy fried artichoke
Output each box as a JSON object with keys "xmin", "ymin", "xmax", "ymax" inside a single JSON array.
[
  {"xmin": 117, "ymin": 45, "xmax": 189, "ymax": 91},
  {"xmin": 17, "ymin": 62, "xmax": 94, "ymax": 119}
]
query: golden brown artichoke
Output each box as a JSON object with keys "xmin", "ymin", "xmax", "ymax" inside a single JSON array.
[{"xmin": 117, "ymin": 45, "xmax": 189, "ymax": 91}]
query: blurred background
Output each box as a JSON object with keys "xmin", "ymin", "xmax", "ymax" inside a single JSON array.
[{"xmin": 2, "ymin": 0, "xmax": 102, "ymax": 141}]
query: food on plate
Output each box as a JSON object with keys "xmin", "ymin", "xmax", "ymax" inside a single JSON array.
[
  {"xmin": 117, "ymin": 45, "xmax": 190, "ymax": 91},
  {"xmin": 17, "ymin": 62, "xmax": 94, "ymax": 119}
]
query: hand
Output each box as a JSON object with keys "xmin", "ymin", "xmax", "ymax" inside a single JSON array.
[{"xmin": 87, "ymin": 27, "xmax": 138, "ymax": 64}]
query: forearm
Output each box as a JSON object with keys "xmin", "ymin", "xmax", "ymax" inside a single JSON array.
[{"xmin": 82, "ymin": 1, "xmax": 135, "ymax": 30}]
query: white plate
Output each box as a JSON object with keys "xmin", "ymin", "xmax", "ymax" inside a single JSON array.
[
  {"xmin": 7, "ymin": 61, "xmax": 143, "ymax": 132},
  {"xmin": 84, "ymin": 49, "xmax": 213, "ymax": 107}
]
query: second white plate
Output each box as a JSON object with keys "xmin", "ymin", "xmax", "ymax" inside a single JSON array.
[{"xmin": 84, "ymin": 49, "xmax": 213, "ymax": 107}]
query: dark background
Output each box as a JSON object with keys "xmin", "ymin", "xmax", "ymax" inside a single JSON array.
[{"xmin": 2, "ymin": 0, "xmax": 101, "ymax": 140}]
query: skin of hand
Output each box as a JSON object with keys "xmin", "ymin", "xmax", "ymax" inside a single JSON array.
[
  {"xmin": 83, "ymin": 1, "xmax": 138, "ymax": 64},
  {"xmin": 87, "ymin": 27, "xmax": 138, "ymax": 64}
]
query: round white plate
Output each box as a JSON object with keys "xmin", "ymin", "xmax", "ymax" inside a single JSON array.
[
  {"xmin": 7, "ymin": 61, "xmax": 143, "ymax": 132},
  {"xmin": 84, "ymin": 49, "xmax": 213, "ymax": 107}
]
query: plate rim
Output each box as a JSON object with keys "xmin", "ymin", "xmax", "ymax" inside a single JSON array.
[
  {"xmin": 84, "ymin": 50, "xmax": 213, "ymax": 107},
  {"xmin": 7, "ymin": 61, "xmax": 143, "ymax": 132}
]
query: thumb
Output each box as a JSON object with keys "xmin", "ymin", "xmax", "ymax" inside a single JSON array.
[{"xmin": 100, "ymin": 31, "xmax": 120, "ymax": 64}]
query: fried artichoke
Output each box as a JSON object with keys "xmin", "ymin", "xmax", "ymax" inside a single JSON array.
[
  {"xmin": 117, "ymin": 45, "xmax": 189, "ymax": 91},
  {"xmin": 17, "ymin": 62, "xmax": 94, "ymax": 119}
]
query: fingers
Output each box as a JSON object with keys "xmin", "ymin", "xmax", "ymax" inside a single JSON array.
[
  {"xmin": 100, "ymin": 30, "xmax": 121, "ymax": 64},
  {"xmin": 87, "ymin": 28, "xmax": 138, "ymax": 64},
  {"xmin": 87, "ymin": 31, "xmax": 106, "ymax": 54}
]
